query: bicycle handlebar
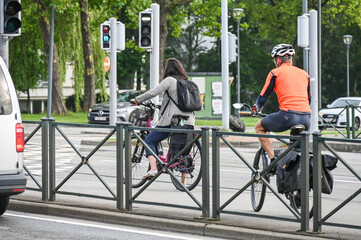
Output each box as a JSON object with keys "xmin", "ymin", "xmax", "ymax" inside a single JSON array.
[{"xmin": 234, "ymin": 102, "xmax": 266, "ymax": 118}]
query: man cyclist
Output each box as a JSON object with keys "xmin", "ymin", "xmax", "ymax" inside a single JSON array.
[{"xmin": 254, "ymin": 44, "xmax": 311, "ymax": 168}]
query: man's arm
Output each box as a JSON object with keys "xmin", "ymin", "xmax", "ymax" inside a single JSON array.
[
  {"xmin": 307, "ymin": 77, "xmax": 311, "ymax": 104},
  {"xmin": 257, "ymin": 71, "xmax": 276, "ymax": 111}
]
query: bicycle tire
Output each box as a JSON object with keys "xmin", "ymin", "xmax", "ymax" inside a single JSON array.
[
  {"xmin": 170, "ymin": 140, "xmax": 202, "ymax": 191},
  {"xmin": 289, "ymin": 190, "xmax": 314, "ymax": 219},
  {"xmin": 123, "ymin": 136, "xmax": 149, "ymax": 188},
  {"xmin": 250, "ymin": 148, "xmax": 270, "ymax": 212}
]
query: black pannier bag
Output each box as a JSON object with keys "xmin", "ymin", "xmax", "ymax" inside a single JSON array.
[
  {"xmin": 275, "ymin": 149, "xmax": 338, "ymax": 194},
  {"xmin": 310, "ymin": 154, "xmax": 338, "ymax": 194},
  {"xmin": 169, "ymin": 125, "xmax": 194, "ymax": 157},
  {"xmin": 275, "ymin": 150, "xmax": 302, "ymax": 194}
]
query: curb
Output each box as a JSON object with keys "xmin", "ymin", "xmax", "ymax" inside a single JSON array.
[{"xmin": 9, "ymin": 199, "xmax": 334, "ymax": 240}]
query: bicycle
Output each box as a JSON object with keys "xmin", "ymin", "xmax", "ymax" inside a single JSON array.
[
  {"xmin": 234, "ymin": 103, "xmax": 313, "ymax": 218},
  {"xmin": 124, "ymin": 100, "xmax": 202, "ymax": 191}
]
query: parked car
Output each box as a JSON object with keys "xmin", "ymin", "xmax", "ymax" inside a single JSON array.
[
  {"xmin": 318, "ymin": 97, "xmax": 361, "ymax": 131},
  {"xmin": 88, "ymin": 90, "xmax": 145, "ymax": 124},
  {"xmin": 0, "ymin": 57, "xmax": 26, "ymax": 216}
]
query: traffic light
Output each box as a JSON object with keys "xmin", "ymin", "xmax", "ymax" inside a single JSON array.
[
  {"xmin": 100, "ymin": 22, "xmax": 111, "ymax": 51},
  {"xmin": 228, "ymin": 33, "xmax": 237, "ymax": 63},
  {"xmin": 1, "ymin": 0, "xmax": 22, "ymax": 36},
  {"xmin": 139, "ymin": 10, "xmax": 153, "ymax": 49}
]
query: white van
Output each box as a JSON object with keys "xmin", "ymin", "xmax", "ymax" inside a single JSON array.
[{"xmin": 0, "ymin": 57, "xmax": 26, "ymax": 215}]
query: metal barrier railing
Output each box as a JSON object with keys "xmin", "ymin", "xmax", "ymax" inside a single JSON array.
[
  {"xmin": 211, "ymin": 128, "xmax": 311, "ymax": 231},
  {"xmin": 48, "ymin": 119, "xmax": 124, "ymax": 208},
  {"xmin": 122, "ymin": 123, "xmax": 210, "ymax": 218},
  {"xmin": 23, "ymin": 118, "xmax": 49, "ymax": 200},
  {"xmin": 319, "ymin": 105, "xmax": 360, "ymax": 139},
  {"xmin": 312, "ymin": 133, "xmax": 361, "ymax": 231},
  {"xmin": 22, "ymin": 118, "xmax": 360, "ymax": 234}
]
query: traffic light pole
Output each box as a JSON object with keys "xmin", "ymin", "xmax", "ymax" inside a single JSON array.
[
  {"xmin": 150, "ymin": 3, "xmax": 159, "ymax": 105},
  {"xmin": 0, "ymin": 36, "xmax": 9, "ymax": 67},
  {"xmin": 221, "ymin": 0, "xmax": 230, "ymax": 130},
  {"xmin": 109, "ymin": 17, "xmax": 117, "ymax": 126}
]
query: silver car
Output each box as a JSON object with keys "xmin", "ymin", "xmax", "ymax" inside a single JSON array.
[
  {"xmin": 88, "ymin": 90, "xmax": 144, "ymax": 124},
  {"xmin": 318, "ymin": 97, "xmax": 361, "ymax": 131}
]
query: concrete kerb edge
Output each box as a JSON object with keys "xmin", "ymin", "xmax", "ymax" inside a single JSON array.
[{"xmin": 8, "ymin": 199, "xmax": 334, "ymax": 240}]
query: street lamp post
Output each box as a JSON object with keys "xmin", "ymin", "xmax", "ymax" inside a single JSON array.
[
  {"xmin": 233, "ymin": 8, "xmax": 244, "ymax": 105},
  {"xmin": 343, "ymin": 35, "xmax": 353, "ymax": 97}
]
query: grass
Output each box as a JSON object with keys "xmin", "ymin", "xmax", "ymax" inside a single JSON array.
[{"xmin": 22, "ymin": 112, "xmax": 89, "ymax": 124}]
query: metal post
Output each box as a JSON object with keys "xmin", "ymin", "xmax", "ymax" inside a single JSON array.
[
  {"xmin": 309, "ymin": 10, "xmax": 319, "ymax": 135},
  {"xmin": 302, "ymin": 0, "xmax": 309, "ymax": 73},
  {"xmin": 318, "ymin": 0, "xmax": 322, "ymax": 109},
  {"xmin": 221, "ymin": 0, "xmax": 229, "ymax": 130},
  {"xmin": 312, "ymin": 132, "xmax": 322, "ymax": 233},
  {"xmin": 212, "ymin": 127, "xmax": 220, "ymax": 219},
  {"xmin": 109, "ymin": 17, "xmax": 117, "ymax": 126},
  {"xmin": 201, "ymin": 127, "xmax": 210, "ymax": 218},
  {"xmin": 236, "ymin": 19, "xmax": 240, "ymax": 104},
  {"xmin": 352, "ymin": 106, "xmax": 356, "ymax": 139},
  {"xmin": 49, "ymin": 118, "xmax": 56, "ymax": 201},
  {"xmin": 300, "ymin": 131, "xmax": 310, "ymax": 231},
  {"xmin": 346, "ymin": 44, "xmax": 350, "ymax": 97},
  {"xmin": 116, "ymin": 123, "xmax": 124, "ymax": 210},
  {"xmin": 124, "ymin": 123, "xmax": 132, "ymax": 210},
  {"xmin": 41, "ymin": 118, "xmax": 49, "ymax": 200},
  {"xmin": 150, "ymin": 3, "xmax": 160, "ymax": 104},
  {"xmin": 47, "ymin": 6, "xmax": 55, "ymax": 118},
  {"xmin": 346, "ymin": 105, "xmax": 350, "ymax": 139},
  {"xmin": 0, "ymin": 36, "xmax": 9, "ymax": 67}
]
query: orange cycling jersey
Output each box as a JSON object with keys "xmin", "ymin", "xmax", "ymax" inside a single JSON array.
[{"xmin": 259, "ymin": 62, "xmax": 311, "ymax": 112}]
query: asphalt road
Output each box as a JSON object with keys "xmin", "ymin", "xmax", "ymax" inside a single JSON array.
[{"xmin": 1, "ymin": 211, "xmax": 220, "ymax": 240}]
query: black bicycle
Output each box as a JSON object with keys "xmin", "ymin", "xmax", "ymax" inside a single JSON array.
[
  {"xmin": 124, "ymin": 101, "xmax": 202, "ymax": 191},
  {"xmin": 236, "ymin": 103, "xmax": 313, "ymax": 218}
]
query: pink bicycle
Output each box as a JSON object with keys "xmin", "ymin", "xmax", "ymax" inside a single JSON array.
[{"xmin": 124, "ymin": 101, "xmax": 202, "ymax": 191}]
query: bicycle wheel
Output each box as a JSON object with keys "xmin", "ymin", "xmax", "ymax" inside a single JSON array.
[
  {"xmin": 250, "ymin": 148, "xmax": 270, "ymax": 212},
  {"xmin": 170, "ymin": 140, "xmax": 202, "ymax": 191},
  {"xmin": 123, "ymin": 136, "xmax": 149, "ymax": 188},
  {"xmin": 288, "ymin": 190, "xmax": 314, "ymax": 219}
]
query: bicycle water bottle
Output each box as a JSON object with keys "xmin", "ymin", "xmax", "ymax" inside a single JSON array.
[
  {"xmin": 150, "ymin": 119, "xmax": 154, "ymax": 127},
  {"xmin": 181, "ymin": 119, "xmax": 184, "ymax": 126}
]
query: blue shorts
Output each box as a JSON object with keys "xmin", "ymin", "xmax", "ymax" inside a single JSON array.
[{"xmin": 261, "ymin": 110, "xmax": 311, "ymax": 132}]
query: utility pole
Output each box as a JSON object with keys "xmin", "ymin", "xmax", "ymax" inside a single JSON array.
[{"xmin": 221, "ymin": 0, "xmax": 229, "ymax": 130}]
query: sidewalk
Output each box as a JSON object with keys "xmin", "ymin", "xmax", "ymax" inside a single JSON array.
[
  {"xmin": 5, "ymin": 192, "xmax": 344, "ymax": 240},
  {"xmin": 9, "ymin": 189, "xmax": 361, "ymax": 240}
]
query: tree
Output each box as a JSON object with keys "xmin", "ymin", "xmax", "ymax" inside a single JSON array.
[
  {"xmin": 33, "ymin": 0, "xmax": 67, "ymax": 114},
  {"xmin": 79, "ymin": 0, "xmax": 95, "ymax": 111}
]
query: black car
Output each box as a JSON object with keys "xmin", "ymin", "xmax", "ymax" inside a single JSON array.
[{"xmin": 88, "ymin": 90, "xmax": 144, "ymax": 124}]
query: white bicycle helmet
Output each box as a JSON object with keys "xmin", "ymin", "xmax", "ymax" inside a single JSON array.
[{"xmin": 271, "ymin": 44, "xmax": 295, "ymax": 58}]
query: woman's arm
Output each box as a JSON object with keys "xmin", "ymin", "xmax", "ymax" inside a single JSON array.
[{"xmin": 135, "ymin": 77, "xmax": 172, "ymax": 103}]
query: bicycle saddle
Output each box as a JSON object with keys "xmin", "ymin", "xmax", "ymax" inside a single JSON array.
[{"xmin": 290, "ymin": 124, "xmax": 306, "ymax": 136}]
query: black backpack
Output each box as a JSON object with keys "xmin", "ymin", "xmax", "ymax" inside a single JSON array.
[{"xmin": 166, "ymin": 79, "xmax": 202, "ymax": 112}]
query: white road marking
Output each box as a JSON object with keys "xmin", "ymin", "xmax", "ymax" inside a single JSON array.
[{"xmin": 5, "ymin": 213, "xmax": 206, "ymax": 240}]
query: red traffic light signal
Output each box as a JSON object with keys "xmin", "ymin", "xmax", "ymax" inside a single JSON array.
[{"xmin": 101, "ymin": 23, "xmax": 111, "ymax": 50}]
